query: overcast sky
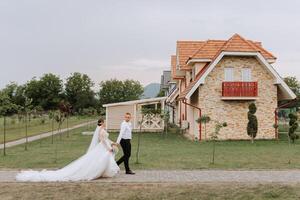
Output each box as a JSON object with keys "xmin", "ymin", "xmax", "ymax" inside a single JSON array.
[{"xmin": 0, "ymin": 0, "xmax": 299, "ymax": 89}]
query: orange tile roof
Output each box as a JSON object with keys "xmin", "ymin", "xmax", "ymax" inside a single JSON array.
[
  {"xmin": 176, "ymin": 34, "xmax": 276, "ymax": 66},
  {"xmin": 221, "ymin": 34, "xmax": 258, "ymax": 52},
  {"xmin": 248, "ymin": 40, "xmax": 276, "ymax": 59},
  {"xmin": 177, "ymin": 41, "xmax": 205, "ymax": 67},
  {"xmin": 175, "ymin": 33, "xmax": 277, "ymax": 99},
  {"xmin": 190, "ymin": 40, "xmax": 227, "ymax": 60},
  {"xmin": 221, "ymin": 34, "xmax": 275, "ymax": 59}
]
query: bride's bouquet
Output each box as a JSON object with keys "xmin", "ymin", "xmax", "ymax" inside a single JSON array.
[{"xmin": 111, "ymin": 144, "xmax": 119, "ymax": 154}]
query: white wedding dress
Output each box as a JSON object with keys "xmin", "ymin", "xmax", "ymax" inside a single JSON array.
[{"xmin": 16, "ymin": 126, "xmax": 120, "ymax": 182}]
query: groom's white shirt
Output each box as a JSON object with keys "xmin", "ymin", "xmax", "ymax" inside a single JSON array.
[{"xmin": 116, "ymin": 120, "xmax": 132, "ymax": 144}]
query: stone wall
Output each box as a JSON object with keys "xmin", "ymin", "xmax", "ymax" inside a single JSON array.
[{"xmin": 193, "ymin": 56, "xmax": 277, "ymax": 140}]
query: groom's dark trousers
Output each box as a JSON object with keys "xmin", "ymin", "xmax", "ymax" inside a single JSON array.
[{"xmin": 117, "ymin": 139, "xmax": 131, "ymax": 172}]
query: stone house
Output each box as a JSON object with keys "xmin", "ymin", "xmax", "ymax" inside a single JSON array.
[{"xmin": 166, "ymin": 34, "xmax": 296, "ymax": 140}]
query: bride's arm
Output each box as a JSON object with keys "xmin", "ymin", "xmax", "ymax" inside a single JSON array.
[{"xmin": 99, "ymin": 129, "xmax": 112, "ymax": 152}]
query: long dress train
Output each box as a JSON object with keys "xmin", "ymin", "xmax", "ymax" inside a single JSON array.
[{"xmin": 16, "ymin": 127, "xmax": 119, "ymax": 182}]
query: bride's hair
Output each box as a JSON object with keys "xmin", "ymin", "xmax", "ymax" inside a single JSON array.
[{"xmin": 97, "ymin": 118, "xmax": 104, "ymax": 126}]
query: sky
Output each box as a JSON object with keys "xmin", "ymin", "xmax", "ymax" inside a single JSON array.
[{"xmin": 0, "ymin": 0, "xmax": 300, "ymax": 90}]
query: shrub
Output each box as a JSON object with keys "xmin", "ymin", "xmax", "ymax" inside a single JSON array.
[
  {"xmin": 211, "ymin": 121, "xmax": 227, "ymax": 164},
  {"xmin": 288, "ymin": 113, "xmax": 299, "ymax": 143},
  {"xmin": 40, "ymin": 117, "xmax": 46, "ymax": 124},
  {"xmin": 247, "ymin": 103, "xmax": 258, "ymax": 143}
]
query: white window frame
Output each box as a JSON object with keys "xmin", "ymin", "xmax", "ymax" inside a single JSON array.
[
  {"xmin": 224, "ymin": 67, "xmax": 234, "ymax": 81},
  {"xmin": 241, "ymin": 68, "xmax": 251, "ymax": 82}
]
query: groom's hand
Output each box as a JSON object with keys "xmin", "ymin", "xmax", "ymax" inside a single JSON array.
[{"xmin": 112, "ymin": 142, "xmax": 119, "ymax": 146}]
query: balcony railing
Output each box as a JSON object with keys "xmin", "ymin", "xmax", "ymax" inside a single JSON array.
[{"xmin": 222, "ymin": 82, "xmax": 258, "ymax": 99}]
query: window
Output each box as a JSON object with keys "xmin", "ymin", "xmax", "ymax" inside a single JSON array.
[
  {"xmin": 224, "ymin": 67, "xmax": 234, "ymax": 81},
  {"xmin": 242, "ymin": 68, "xmax": 251, "ymax": 81}
]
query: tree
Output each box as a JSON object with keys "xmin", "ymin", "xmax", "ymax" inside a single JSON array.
[
  {"xmin": 161, "ymin": 110, "xmax": 170, "ymax": 136},
  {"xmin": 58, "ymin": 101, "xmax": 72, "ymax": 137},
  {"xmin": 48, "ymin": 110, "xmax": 56, "ymax": 144},
  {"xmin": 23, "ymin": 97, "xmax": 33, "ymax": 151},
  {"xmin": 1, "ymin": 82, "xmax": 18, "ymax": 99},
  {"xmin": 288, "ymin": 113, "xmax": 299, "ymax": 143},
  {"xmin": 156, "ymin": 90, "xmax": 165, "ymax": 97},
  {"xmin": 25, "ymin": 74, "xmax": 63, "ymax": 110},
  {"xmin": 284, "ymin": 76, "xmax": 300, "ymax": 97},
  {"xmin": 247, "ymin": 103, "xmax": 258, "ymax": 143},
  {"xmin": 286, "ymin": 113, "xmax": 299, "ymax": 164},
  {"xmin": 24, "ymin": 78, "xmax": 40, "ymax": 106},
  {"xmin": 98, "ymin": 79, "xmax": 143, "ymax": 105},
  {"xmin": 0, "ymin": 92, "xmax": 18, "ymax": 156},
  {"xmin": 196, "ymin": 115, "xmax": 211, "ymax": 140},
  {"xmin": 53, "ymin": 107, "xmax": 66, "ymax": 163},
  {"xmin": 123, "ymin": 80, "xmax": 144, "ymax": 101},
  {"xmin": 65, "ymin": 72, "xmax": 96, "ymax": 112},
  {"xmin": 55, "ymin": 106, "xmax": 66, "ymax": 141},
  {"xmin": 211, "ymin": 121, "xmax": 227, "ymax": 164},
  {"xmin": 1, "ymin": 82, "xmax": 26, "ymax": 107}
]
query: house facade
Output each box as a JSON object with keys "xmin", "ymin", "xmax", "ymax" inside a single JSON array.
[
  {"xmin": 166, "ymin": 34, "xmax": 296, "ymax": 140},
  {"xmin": 160, "ymin": 70, "xmax": 171, "ymax": 96},
  {"xmin": 160, "ymin": 70, "xmax": 177, "ymax": 123}
]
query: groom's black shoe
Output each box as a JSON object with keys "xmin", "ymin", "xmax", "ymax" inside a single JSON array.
[{"xmin": 126, "ymin": 170, "xmax": 135, "ymax": 175}]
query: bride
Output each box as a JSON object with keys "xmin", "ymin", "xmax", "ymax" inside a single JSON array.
[{"xmin": 16, "ymin": 118, "xmax": 120, "ymax": 182}]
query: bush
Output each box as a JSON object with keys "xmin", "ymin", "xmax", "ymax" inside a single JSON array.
[
  {"xmin": 40, "ymin": 117, "xmax": 46, "ymax": 124},
  {"xmin": 247, "ymin": 103, "xmax": 258, "ymax": 142},
  {"xmin": 288, "ymin": 113, "xmax": 299, "ymax": 143}
]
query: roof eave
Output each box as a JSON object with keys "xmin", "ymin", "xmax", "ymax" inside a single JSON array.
[
  {"xmin": 103, "ymin": 97, "xmax": 167, "ymax": 107},
  {"xmin": 267, "ymin": 58, "xmax": 277, "ymax": 64},
  {"xmin": 186, "ymin": 58, "xmax": 212, "ymax": 66}
]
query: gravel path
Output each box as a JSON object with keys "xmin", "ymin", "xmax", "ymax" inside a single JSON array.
[
  {"xmin": 0, "ymin": 120, "xmax": 96, "ymax": 150},
  {"xmin": 1, "ymin": 170, "xmax": 300, "ymax": 183}
]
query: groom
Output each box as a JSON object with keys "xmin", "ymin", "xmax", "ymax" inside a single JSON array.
[{"xmin": 116, "ymin": 112, "xmax": 135, "ymax": 175}]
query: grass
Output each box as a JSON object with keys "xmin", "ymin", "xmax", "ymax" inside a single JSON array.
[
  {"xmin": 0, "ymin": 115, "xmax": 98, "ymax": 144},
  {"xmin": 0, "ymin": 126, "xmax": 299, "ymax": 170},
  {"xmin": 0, "ymin": 182, "xmax": 299, "ymax": 200}
]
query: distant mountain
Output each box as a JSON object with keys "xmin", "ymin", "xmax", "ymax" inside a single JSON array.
[{"xmin": 142, "ymin": 83, "xmax": 160, "ymax": 99}]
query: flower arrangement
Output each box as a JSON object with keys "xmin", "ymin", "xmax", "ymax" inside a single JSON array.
[{"xmin": 111, "ymin": 144, "xmax": 119, "ymax": 154}]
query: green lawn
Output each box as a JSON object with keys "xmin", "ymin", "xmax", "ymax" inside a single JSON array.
[
  {"xmin": 1, "ymin": 183, "xmax": 299, "ymax": 200},
  {"xmin": 0, "ymin": 115, "xmax": 98, "ymax": 144},
  {"xmin": 0, "ymin": 126, "xmax": 299, "ymax": 170}
]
